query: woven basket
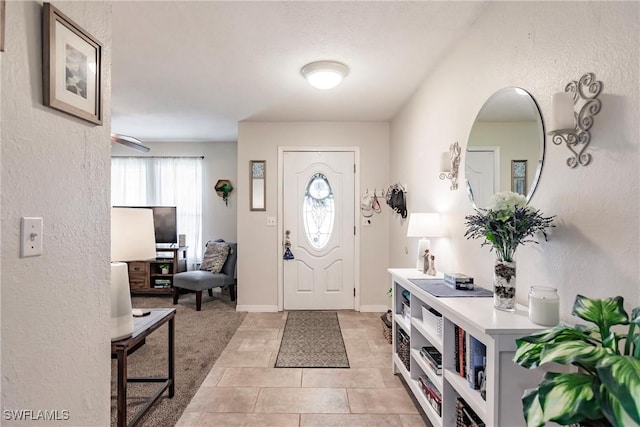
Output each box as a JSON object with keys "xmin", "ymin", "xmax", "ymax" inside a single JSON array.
[
  {"xmin": 380, "ymin": 311, "xmax": 393, "ymax": 344},
  {"xmin": 397, "ymin": 330, "xmax": 411, "ymax": 371},
  {"xmin": 381, "ymin": 319, "xmax": 392, "ymax": 344}
]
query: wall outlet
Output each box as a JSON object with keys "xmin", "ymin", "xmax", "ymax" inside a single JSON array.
[{"xmin": 266, "ymin": 216, "xmax": 277, "ymax": 226}]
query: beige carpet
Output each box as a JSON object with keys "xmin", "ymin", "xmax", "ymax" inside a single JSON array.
[
  {"xmin": 275, "ymin": 311, "xmax": 349, "ymax": 368},
  {"xmin": 110, "ymin": 291, "xmax": 246, "ymax": 427}
]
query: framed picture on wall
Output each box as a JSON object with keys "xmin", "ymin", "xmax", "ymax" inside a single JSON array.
[
  {"xmin": 0, "ymin": 0, "xmax": 5, "ymax": 52},
  {"xmin": 42, "ymin": 3, "xmax": 103, "ymax": 125}
]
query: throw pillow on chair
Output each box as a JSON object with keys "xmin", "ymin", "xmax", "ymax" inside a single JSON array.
[{"xmin": 200, "ymin": 241, "xmax": 230, "ymax": 273}]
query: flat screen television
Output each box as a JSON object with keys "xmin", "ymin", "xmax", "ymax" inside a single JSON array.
[{"xmin": 114, "ymin": 206, "xmax": 177, "ymax": 245}]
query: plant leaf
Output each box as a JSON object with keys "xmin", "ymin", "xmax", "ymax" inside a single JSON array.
[
  {"xmin": 596, "ymin": 355, "xmax": 640, "ymax": 425},
  {"xmin": 522, "ymin": 388, "xmax": 545, "ymax": 427},
  {"xmin": 514, "ymin": 340, "xmax": 545, "ymax": 369},
  {"xmin": 572, "ymin": 294, "xmax": 629, "ymax": 331},
  {"xmin": 538, "ymin": 372, "xmax": 602, "ymax": 425},
  {"xmin": 517, "ymin": 324, "xmax": 592, "ymax": 344},
  {"xmin": 539, "ymin": 340, "xmax": 614, "ymax": 372},
  {"xmin": 631, "ymin": 307, "xmax": 640, "ymax": 326}
]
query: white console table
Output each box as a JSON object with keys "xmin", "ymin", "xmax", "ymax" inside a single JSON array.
[{"xmin": 389, "ymin": 268, "xmax": 545, "ymax": 427}]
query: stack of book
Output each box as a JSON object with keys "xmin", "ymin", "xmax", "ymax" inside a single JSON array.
[
  {"xmin": 453, "ymin": 325, "xmax": 487, "ymax": 400},
  {"xmin": 420, "ymin": 346, "xmax": 442, "ymax": 375},
  {"xmin": 456, "ymin": 398, "xmax": 485, "ymax": 427},
  {"xmin": 153, "ymin": 279, "xmax": 171, "ymax": 288},
  {"xmin": 418, "ymin": 375, "xmax": 442, "ymax": 416}
]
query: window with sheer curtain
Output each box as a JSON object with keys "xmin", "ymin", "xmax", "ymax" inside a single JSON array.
[{"xmin": 111, "ymin": 157, "xmax": 203, "ymax": 264}]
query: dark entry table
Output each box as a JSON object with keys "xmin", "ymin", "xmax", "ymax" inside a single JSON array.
[{"xmin": 111, "ymin": 308, "xmax": 176, "ymax": 427}]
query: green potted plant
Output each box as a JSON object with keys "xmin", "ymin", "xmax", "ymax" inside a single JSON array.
[
  {"xmin": 159, "ymin": 263, "xmax": 171, "ymax": 274},
  {"xmin": 513, "ymin": 294, "xmax": 640, "ymax": 427}
]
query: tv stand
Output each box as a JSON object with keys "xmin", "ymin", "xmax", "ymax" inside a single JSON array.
[{"xmin": 127, "ymin": 246, "xmax": 188, "ymax": 295}]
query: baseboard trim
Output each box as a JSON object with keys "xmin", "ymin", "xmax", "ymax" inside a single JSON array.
[
  {"xmin": 359, "ymin": 305, "xmax": 391, "ymax": 312},
  {"xmin": 235, "ymin": 305, "xmax": 279, "ymax": 312}
]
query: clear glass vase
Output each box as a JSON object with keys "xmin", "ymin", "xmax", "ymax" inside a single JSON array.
[{"xmin": 494, "ymin": 258, "xmax": 516, "ymax": 312}]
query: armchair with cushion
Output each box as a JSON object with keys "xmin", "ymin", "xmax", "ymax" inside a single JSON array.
[{"xmin": 172, "ymin": 241, "xmax": 237, "ymax": 311}]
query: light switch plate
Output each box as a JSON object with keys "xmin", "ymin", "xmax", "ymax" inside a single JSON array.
[
  {"xmin": 266, "ymin": 216, "xmax": 277, "ymax": 226},
  {"xmin": 21, "ymin": 217, "xmax": 43, "ymax": 257}
]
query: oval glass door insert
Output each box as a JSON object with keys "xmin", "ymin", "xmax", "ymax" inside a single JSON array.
[{"xmin": 303, "ymin": 173, "xmax": 335, "ymax": 250}]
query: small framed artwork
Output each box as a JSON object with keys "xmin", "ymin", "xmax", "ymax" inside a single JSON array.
[
  {"xmin": 250, "ymin": 160, "xmax": 266, "ymax": 211},
  {"xmin": 0, "ymin": 0, "xmax": 5, "ymax": 52},
  {"xmin": 511, "ymin": 160, "xmax": 527, "ymax": 195},
  {"xmin": 42, "ymin": 3, "xmax": 102, "ymax": 125}
]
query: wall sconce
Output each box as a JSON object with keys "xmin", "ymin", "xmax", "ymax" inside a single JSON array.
[
  {"xmin": 547, "ymin": 73, "xmax": 603, "ymax": 168},
  {"xmin": 439, "ymin": 141, "xmax": 461, "ymax": 190}
]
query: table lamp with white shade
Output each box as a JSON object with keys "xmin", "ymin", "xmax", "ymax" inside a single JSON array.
[
  {"xmin": 407, "ymin": 212, "xmax": 443, "ymax": 271},
  {"xmin": 110, "ymin": 207, "xmax": 156, "ymax": 341}
]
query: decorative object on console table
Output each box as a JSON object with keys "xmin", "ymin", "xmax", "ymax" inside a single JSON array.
[
  {"xmin": 514, "ymin": 294, "xmax": 640, "ymax": 427},
  {"xmin": 159, "ymin": 263, "xmax": 171, "ymax": 275},
  {"xmin": 527, "ymin": 286, "xmax": 559, "ymax": 326},
  {"xmin": 407, "ymin": 212, "xmax": 443, "ymax": 271},
  {"xmin": 464, "ymin": 191, "xmax": 555, "ymax": 312},
  {"xmin": 214, "ymin": 179, "xmax": 233, "ymax": 206}
]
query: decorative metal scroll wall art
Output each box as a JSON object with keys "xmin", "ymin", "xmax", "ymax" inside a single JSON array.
[
  {"xmin": 549, "ymin": 73, "xmax": 603, "ymax": 168},
  {"xmin": 439, "ymin": 141, "xmax": 461, "ymax": 190}
]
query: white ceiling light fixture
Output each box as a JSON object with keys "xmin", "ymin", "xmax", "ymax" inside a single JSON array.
[
  {"xmin": 110, "ymin": 134, "xmax": 150, "ymax": 153},
  {"xmin": 301, "ymin": 60, "xmax": 349, "ymax": 90}
]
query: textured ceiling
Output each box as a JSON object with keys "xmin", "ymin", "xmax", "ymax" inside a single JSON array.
[{"xmin": 111, "ymin": 1, "xmax": 488, "ymax": 143}]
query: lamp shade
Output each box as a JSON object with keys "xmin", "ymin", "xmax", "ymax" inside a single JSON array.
[
  {"xmin": 111, "ymin": 208, "xmax": 157, "ymax": 262},
  {"xmin": 110, "ymin": 207, "xmax": 156, "ymax": 341},
  {"xmin": 407, "ymin": 213, "xmax": 442, "ymax": 238}
]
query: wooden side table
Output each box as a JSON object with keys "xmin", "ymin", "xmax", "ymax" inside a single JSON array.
[{"xmin": 111, "ymin": 308, "xmax": 176, "ymax": 427}]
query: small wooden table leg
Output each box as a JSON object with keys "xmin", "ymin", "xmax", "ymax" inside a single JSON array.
[
  {"xmin": 117, "ymin": 350, "xmax": 128, "ymax": 427},
  {"xmin": 168, "ymin": 316, "xmax": 175, "ymax": 397}
]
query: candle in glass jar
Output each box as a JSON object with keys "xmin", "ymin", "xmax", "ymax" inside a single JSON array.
[{"xmin": 528, "ymin": 286, "xmax": 560, "ymax": 326}]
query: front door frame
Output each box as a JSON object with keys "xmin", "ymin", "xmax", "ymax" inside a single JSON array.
[{"xmin": 277, "ymin": 146, "xmax": 360, "ymax": 312}]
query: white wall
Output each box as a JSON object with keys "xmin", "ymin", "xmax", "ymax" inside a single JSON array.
[
  {"xmin": 390, "ymin": 1, "xmax": 639, "ymax": 318},
  {"xmin": 237, "ymin": 122, "xmax": 390, "ymax": 311},
  {"xmin": 110, "ymin": 140, "xmax": 238, "ymax": 251},
  {"xmin": 1, "ymin": 1, "xmax": 112, "ymax": 425}
]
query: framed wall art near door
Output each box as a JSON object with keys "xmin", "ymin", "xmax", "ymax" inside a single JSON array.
[
  {"xmin": 42, "ymin": 3, "xmax": 102, "ymax": 125},
  {"xmin": 1, "ymin": 0, "xmax": 5, "ymax": 52}
]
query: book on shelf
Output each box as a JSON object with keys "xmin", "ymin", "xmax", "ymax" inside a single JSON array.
[
  {"xmin": 456, "ymin": 398, "xmax": 485, "ymax": 427},
  {"xmin": 454, "ymin": 325, "xmax": 466, "ymax": 379},
  {"xmin": 418, "ymin": 375, "xmax": 442, "ymax": 416},
  {"xmin": 467, "ymin": 335, "xmax": 487, "ymax": 391},
  {"xmin": 420, "ymin": 346, "xmax": 442, "ymax": 375},
  {"xmin": 153, "ymin": 279, "xmax": 171, "ymax": 288}
]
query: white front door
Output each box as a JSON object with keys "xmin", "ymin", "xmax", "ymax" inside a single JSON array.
[{"xmin": 283, "ymin": 151, "xmax": 355, "ymax": 310}]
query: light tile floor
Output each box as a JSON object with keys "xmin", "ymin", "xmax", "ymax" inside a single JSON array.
[{"xmin": 176, "ymin": 311, "xmax": 428, "ymax": 427}]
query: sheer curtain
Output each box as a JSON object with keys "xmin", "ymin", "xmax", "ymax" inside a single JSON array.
[{"xmin": 111, "ymin": 157, "xmax": 203, "ymax": 265}]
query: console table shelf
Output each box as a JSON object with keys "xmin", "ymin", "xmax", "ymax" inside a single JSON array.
[
  {"xmin": 388, "ymin": 268, "xmax": 546, "ymax": 427},
  {"xmin": 127, "ymin": 246, "xmax": 187, "ymax": 294}
]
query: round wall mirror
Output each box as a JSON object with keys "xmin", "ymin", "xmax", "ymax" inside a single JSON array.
[{"xmin": 465, "ymin": 87, "xmax": 545, "ymax": 209}]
